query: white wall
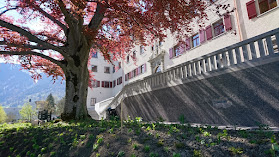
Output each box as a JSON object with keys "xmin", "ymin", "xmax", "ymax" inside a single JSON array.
[
  {"xmin": 238, "ymin": 0, "xmax": 279, "ymax": 40},
  {"xmin": 87, "ymin": 0, "xmax": 279, "ymax": 110}
]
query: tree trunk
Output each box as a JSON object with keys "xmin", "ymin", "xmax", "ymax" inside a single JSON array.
[{"xmin": 61, "ymin": 62, "xmax": 90, "ymax": 121}]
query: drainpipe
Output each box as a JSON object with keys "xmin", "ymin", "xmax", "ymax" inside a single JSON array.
[{"xmin": 234, "ymin": 0, "xmax": 243, "ymax": 41}]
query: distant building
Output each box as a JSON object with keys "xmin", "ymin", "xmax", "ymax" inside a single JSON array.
[{"xmin": 35, "ymin": 101, "xmax": 48, "ymax": 111}]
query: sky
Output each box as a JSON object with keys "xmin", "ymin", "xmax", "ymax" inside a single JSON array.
[{"xmin": 0, "ymin": 1, "xmax": 49, "ymax": 63}]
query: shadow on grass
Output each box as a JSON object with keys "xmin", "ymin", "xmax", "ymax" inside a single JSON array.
[{"xmin": 0, "ymin": 118, "xmax": 278, "ymax": 157}]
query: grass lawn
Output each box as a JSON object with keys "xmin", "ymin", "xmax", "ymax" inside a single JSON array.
[{"xmin": 0, "ymin": 117, "xmax": 278, "ymax": 157}]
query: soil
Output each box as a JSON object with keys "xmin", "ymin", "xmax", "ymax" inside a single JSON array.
[{"xmin": 0, "ymin": 120, "xmax": 278, "ymax": 157}]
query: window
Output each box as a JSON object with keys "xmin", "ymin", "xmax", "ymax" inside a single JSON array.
[
  {"xmin": 90, "ymin": 98, "xmax": 96, "ymax": 106},
  {"xmin": 117, "ymin": 77, "xmax": 122, "ymax": 85},
  {"xmin": 91, "ymin": 65, "xmax": 97, "ymax": 72},
  {"xmin": 133, "ymin": 69, "xmax": 137, "ymax": 77},
  {"xmin": 113, "ymin": 80, "xmax": 116, "ymax": 87},
  {"xmin": 151, "ymin": 46, "xmax": 154, "ymax": 51},
  {"xmin": 155, "ymin": 66, "xmax": 161, "ymax": 73},
  {"xmin": 112, "ymin": 66, "xmax": 115, "ymax": 73},
  {"xmin": 159, "ymin": 41, "xmax": 163, "ymax": 46},
  {"xmin": 173, "ymin": 44, "xmax": 181, "ymax": 57},
  {"xmin": 192, "ymin": 34, "xmax": 200, "ymax": 48},
  {"xmin": 141, "ymin": 64, "xmax": 145, "ymax": 73},
  {"xmin": 213, "ymin": 19, "xmax": 225, "ymax": 37},
  {"xmin": 104, "ymin": 67, "xmax": 110, "ymax": 74},
  {"xmin": 92, "ymin": 52, "xmax": 98, "ymax": 58},
  {"xmin": 118, "ymin": 62, "xmax": 121, "ymax": 69},
  {"xmin": 127, "ymin": 55, "xmax": 130, "ymax": 63},
  {"xmin": 102, "ymin": 81, "xmax": 110, "ymax": 88},
  {"xmin": 92, "ymin": 80, "xmax": 100, "ymax": 88},
  {"xmin": 132, "ymin": 51, "xmax": 136, "ymax": 60},
  {"xmin": 125, "ymin": 73, "xmax": 128, "ymax": 81},
  {"xmin": 140, "ymin": 46, "xmax": 145, "ymax": 54},
  {"xmin": 259, "ymin": 0, "xmax": 277, "ymax": 13}
]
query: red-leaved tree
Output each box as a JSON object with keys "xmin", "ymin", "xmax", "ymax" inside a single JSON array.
[{"xmin": 0, "ymin": 0, "xmax": 211, "ymax": 120}]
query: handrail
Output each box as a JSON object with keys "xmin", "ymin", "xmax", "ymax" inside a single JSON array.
[{"xmin": 105, "ymin": 27, "xmax": 279, "ymax": 115}]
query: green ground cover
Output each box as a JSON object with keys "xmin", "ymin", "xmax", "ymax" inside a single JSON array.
[{"xmin": 0, "ymin": 118, "xmax": 278, "ymax": 157}]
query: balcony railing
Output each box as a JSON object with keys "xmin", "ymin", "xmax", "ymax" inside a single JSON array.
[{"xmin": 97, "ymin": 27, "xmax": 279, "ymax": 117}]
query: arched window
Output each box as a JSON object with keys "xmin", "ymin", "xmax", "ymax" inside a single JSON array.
[{"xmin": 155, "ymin": 66, "xmax": 161, "ymax": 73}]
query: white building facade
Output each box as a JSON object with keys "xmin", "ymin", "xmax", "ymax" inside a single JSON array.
[{"xmin": 87, "ymin": 0, "xmax": 279, "ymax": 118}]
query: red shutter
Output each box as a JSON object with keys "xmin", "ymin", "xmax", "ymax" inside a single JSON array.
[
  {"xmin": 144, "ymin": 63, "xmax": 146, "ymax": 72},
  {"xmin": 224, "ymin": 15, "xmax": 232, "ymax": 31},
  {"xmin": 199, "ymin": 29, "xmax": 205, "ymax": 43},
  {"xmin": 131, "ymin": 71, "xmax": 134, "ymax": 78},
  {"xmin": 169, "ymin": 48, "xmax": 173, "ymax": 59},
  {"xmin": 206, "ymin": 25, "xmax": 213, "ymax": 40},
  {"xmin": 97, "ymin": 81, "xmax": 100, "ymax": 87},
  {"xmin": 246, "ymin": 0, "xmax": 257, "ymax": 19},
  {"xmin": 185, "ymin": 38, "xmax": 191, "ymax": 50},
  {"xmin": 101, "ymin": 81, "xmax": 104, "ymax": 87}
]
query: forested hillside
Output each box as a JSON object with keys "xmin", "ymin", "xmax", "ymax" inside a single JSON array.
[{"xmin": 0, "ymin": 64, "xmax": 65, "ymax": 107}]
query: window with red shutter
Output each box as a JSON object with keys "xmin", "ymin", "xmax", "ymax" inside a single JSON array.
[
  {"xmin": 246, "ymin": 0, "xmax": 257, "ymax": 19},
  {"xmin": 224, "ymin": 15, "xmax": 232, "ymax": 31},
  {"xmin": 102, "ymin": 81, "xmax": 104, "ymax": 87},
  {"xmin": 110, "ymin": 82, "xmax": 112, "ymax": 88},
  {"xmin": 97, "ymin": 81, "xmax": 100, "ymax": 87},
  {"xmin": 206, "ymin": 25, "xmax": 213, "ymax": 40},
  {"xmin": 199, "ymin": 29, "xmax": 206, "ymax": 43}
]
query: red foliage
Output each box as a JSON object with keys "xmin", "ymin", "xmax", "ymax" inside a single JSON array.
[{"xmin": 0, "ymin": 0, "xmax": 209, "ymax": 84}]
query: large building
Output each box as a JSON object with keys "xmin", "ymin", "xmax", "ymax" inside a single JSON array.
[{"xmin": 87, "ymin": 0, "xmax": 279, "ymax": 119}]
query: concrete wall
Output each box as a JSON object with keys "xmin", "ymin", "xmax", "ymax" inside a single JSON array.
[{"xmin": 117, "ymin": 60, "xmax": 279, "ymax": 127}]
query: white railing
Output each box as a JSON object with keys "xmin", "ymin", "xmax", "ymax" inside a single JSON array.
[
  {"xmin": 94, "ymin": 97, "xmax": 115, "ymax": 120},
  {"xmin": 106, "ymin": 27, "xmax": 279, "ymax": 115}
]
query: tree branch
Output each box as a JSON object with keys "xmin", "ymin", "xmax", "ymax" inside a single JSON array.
[
  {"xmin": 0, "ymin": 50, "xmax": 62, "ymax": 67},
  {"xmin": 88, "ymin": 1, "xmax": 107, "ymax": 30},
  {"xmin": 57, "ymin": 0, "xmax": 74, "ymax": 30},
  {"xmin": 0, "ymin": 41, "xmax": 49, "ymax": 50},
  {"xmin": 0, "ymin": 6, "xmax": 19, "ymax": 16},
  {"xmin": 0, "ymin": 19, "xmax": 66, "ymax": 55},
  {"xmin": 31, "ymin": 4, "xmax": 68, "ymax": 32}
]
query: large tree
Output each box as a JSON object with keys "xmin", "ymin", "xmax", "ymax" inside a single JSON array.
[{"xmin": 0, "ymin": 0, "xmax": 211, "ymax": 120}]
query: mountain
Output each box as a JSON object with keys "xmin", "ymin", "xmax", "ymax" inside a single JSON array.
[{"xmin": 0, "ymin": 63, "xmax": 65, "ymax": 108}]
